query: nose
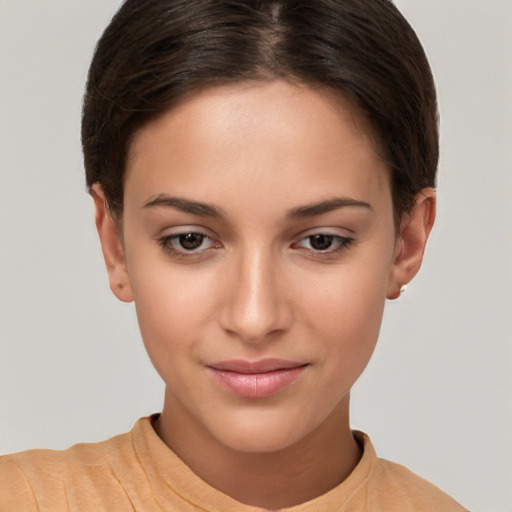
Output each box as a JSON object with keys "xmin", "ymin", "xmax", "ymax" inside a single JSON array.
[{"xmin": 219, "ymin": 248, "xmax": 292, "ymax": 344}]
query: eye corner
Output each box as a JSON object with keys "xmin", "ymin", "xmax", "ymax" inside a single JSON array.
[
  {"xmin": 291, "ymin": 232, "xmax": 356, "ymax": 256},
  {"xmin": 157, "ymin": 229, "xmax": 222, "ymax": 260}
]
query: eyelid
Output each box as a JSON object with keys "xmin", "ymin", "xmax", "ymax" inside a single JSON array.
[
  {"xmin": 156, "ymin": 224, "xmax": 221, "ymax": 245},
  {"xmin": 157, "ymin": 226, "xmax": 222, "ymax": 257},
  {"xmin": 293, "ymin": 226, "xmax": 354, "ymax": 241},
  {"xmin": 291, "ymin": 228, "xmax": 356, "ymax": 254}
]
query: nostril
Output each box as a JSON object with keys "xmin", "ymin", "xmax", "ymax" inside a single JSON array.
[
  {"xmin": 218, "ymin": 253, "xmax": 293, "ymax": 343},
  {"xmin": 219, "ymin": 291, "xmax": 291, "ymax": 344}
]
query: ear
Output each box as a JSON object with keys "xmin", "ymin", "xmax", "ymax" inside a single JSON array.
[
  {"xmin": 387, "ymin": 188, "xmax": 436, "ymax": 300},
  {"xmin": 90, "ymin": 184, "xmax": 134, "ymax": 303}
]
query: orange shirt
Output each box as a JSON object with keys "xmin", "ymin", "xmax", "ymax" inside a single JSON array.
[{"xmin": 0, "ymin": 416, "xmax": 467, "ymax": 511}]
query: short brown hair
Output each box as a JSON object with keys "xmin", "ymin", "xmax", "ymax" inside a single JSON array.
[{"xmin": 82, "ymin": 0, "xmax": 438, "ymax": 219}]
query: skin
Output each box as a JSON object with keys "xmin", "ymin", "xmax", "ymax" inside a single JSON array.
[{"xmin": 92, "ymin": 80, "xmax": 435, "ymax": 509}]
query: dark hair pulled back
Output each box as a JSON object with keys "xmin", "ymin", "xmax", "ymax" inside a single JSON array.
[{"xmin": 82, "ymin": 0, "xmax": 438, "ymax": 219}]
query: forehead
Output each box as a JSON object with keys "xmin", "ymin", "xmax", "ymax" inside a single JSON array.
[{"xmin": 125, "ymin": 80, "xmax": 391, "ymax": 214}]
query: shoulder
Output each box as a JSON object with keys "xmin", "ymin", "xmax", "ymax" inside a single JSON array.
[
  {"xmin": 373, "ymin": 458, "xmax": 467, "ymax": 511},
  {"xmin": 0, "ymin": 453, "xmax": 39, "ymax": 510},
  {"xmin": 0, "ymin": 424, "xmax": 133, "ymax": 473},
  {"xmin": 353, "ymin": 432, "xmax": 468, "ymax": 512},
  {"xmin": 0, "ymin": 422, "xmax": 138, "ymax": 512}
]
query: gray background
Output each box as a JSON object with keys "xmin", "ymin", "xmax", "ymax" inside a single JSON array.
[{"xmin": 1, "ymin": 1, "xmax": 511, "ymax": 510}]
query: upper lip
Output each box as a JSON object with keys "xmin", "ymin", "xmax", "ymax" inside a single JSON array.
[{"xmin": 207, "ymin": 358, "xmax": 308, "ymax": 374}]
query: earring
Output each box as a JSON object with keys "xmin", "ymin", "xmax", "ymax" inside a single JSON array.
[{"xmin": 399, "ymin": 284, "xmax": 407, "ymax": 295}]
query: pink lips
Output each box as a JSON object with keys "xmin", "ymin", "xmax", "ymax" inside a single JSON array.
[{"xmin": 206, "ymin": 359, "xmax": 308, "ymax": 399}]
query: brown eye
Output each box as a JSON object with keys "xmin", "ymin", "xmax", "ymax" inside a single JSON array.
[
  {"xmin": 178, "ymin": 233, "xmax": 204, "ymax": 250},
  {"xmin": 308, "ymin": 234, "xmax": 334, "ymax": 250},
  {"xmin": 159, "ymin": 231, "xmax": 219, "ymax": 257},
  {"xmin": 294, "ymin": 233, "xmax": 355, "ymax": 255}
]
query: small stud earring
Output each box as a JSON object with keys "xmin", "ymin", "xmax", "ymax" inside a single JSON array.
[{"xmin": 399, "ymin": 284, "xmax": 407, "ymax": 295}]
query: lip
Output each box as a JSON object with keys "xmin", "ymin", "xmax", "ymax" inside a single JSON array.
[{"xmin": 206, "ymin": 358, "xmax": 308, "ymax": 399}]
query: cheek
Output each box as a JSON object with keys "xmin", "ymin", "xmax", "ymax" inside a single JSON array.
[
  {"xmin": 297, "ymin": 259, "xmax": 389, "ymax": 379},
  {"xmin": 300, "ymin": 254, "xmax": 388, "ymax": 331},
  {"xmin": 127, "ymin": 260, "xmax": 219, "ymax": 374}
]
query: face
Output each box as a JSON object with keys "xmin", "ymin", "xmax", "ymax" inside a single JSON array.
[{"xmin": 95, "ymin": 80, "xmax": 429, "ymax": 454}]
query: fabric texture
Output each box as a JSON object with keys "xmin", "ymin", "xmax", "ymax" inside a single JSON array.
[{"xmin": 0, "ymin": 416, "xmax": 467, "ymax": 511}]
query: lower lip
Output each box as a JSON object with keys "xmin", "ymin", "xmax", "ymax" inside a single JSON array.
[{"xmin": 207, "ymin": 365, "xmax": 307, "ymax": 399}]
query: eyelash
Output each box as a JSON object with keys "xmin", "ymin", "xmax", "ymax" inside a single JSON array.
[
  {"xmin": 158, "ymin": 232, "xmax": 218, "ymax": 258},
  {"xmin": 293, "ymin": 234, "xmax": 355, "ymax": 254},
  {"xmin": 158, "ymin": 231, "xmax": 355, "ymax": 258}
]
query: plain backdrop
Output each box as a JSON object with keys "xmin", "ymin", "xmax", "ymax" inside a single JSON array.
[{"xmin": 1, "ymin": 1, "xmax": 511, "ymax": 511}]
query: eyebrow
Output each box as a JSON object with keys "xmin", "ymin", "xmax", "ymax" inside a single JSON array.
[
  {"xmin": 143, "ymin": 194, "xmax": 372, "ymax": 219},
  {"xmin": 143, "ymin": 194, "xmax": 225, "ymax": 218},
  {"xmin": 287, "ymin": 197, "xmax": 372, "ymax": 218}
]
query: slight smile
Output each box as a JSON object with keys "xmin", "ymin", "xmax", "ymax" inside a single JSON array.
[{"xmin": 206, "ymin": 359, "xmax": 309, "ymax": 399}]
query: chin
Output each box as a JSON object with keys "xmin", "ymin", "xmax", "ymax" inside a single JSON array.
[
  {"xmin": 209, "ymin": 407, "xmax": 316, "ymax": 455},
  {"xmin": 219, "ymin": 428, "xmax": 302, "ymax": 455}
]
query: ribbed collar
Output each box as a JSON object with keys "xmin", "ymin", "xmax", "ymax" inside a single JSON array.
[{"xmin": 131, "ymin": 415, "xmax": 376, "ymax": 511}]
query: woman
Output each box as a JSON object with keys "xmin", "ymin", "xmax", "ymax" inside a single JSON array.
[{"xmin": 0, "ymin": 1, "xmax": 469, "ymax": 510}]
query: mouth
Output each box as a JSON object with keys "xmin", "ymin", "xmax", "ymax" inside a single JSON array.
[{"xmin": 206, "ymin": 359, "xmax": 309, "ymax": 399}]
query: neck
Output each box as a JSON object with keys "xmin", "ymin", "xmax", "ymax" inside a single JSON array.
[{"xmin": 154, "ymin": 391, "xmax": 361, "ymax": 509}]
